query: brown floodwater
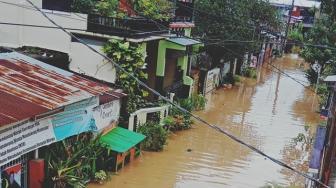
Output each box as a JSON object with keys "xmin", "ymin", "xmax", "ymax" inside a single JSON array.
[{"xmin": 89, "ymin": 55, "xmax": 321, "ymax": 188}]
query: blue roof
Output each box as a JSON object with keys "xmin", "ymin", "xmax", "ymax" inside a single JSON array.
[{"xmin": 166, "ymin": 37, "xmax": 201, "ymax": 46}]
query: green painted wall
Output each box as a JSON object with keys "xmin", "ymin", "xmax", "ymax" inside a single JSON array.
[
  {"xmin": 156, "ymin": 40, "xmax": 186, "ymax": 76},
  {"xmin": 156, "ymin": 39, "xmax": 202, "ymax": 88},
  {"xmin": 177, "ymin": 56, "xmax": 193, "ymax": 86}
]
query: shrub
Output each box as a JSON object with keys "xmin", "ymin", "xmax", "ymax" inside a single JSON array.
[
  {"xmin": 71, "ymin": 0, "xmax": 98, "ymax": 14},
  {"xmin": 133, "ymin": 0, "xmax": 174, "ymax": 21},
  {"xmin": 305, "ymin": 68, "xmax": 318, "ymax": 85},
  {"xmin": 291, "ymin": 45, "xmax": 301, "ymax": 54},
  {"xmin": 233, "ymin": 75, "xmax": 241, "ymax": 83},
  {"xmin": 103, "ymin": 39, "xmax": 149, "ymax": 114},
  {"xmin": 137, "ymin": 121, "xmax": 168, "ymax": 151},
  {"xmin": 316, "ymin": 83, "xmax": 329, "ymax": 108},
  {"xmin": 163, "ymin": 115, "xmax": 192, "ymax": 131},
  {"xmin": 178, "ymin": 94, "xmax": 207, "ymax": 112},
  {"xmin": 42, "ymin": 133, "xmax": 107, "ymax": 188},
  {"xmin": 191, "ymin": 94, "xmax": 207, "ymax": 111},
  {"xmin": 170, "ymin": 107, "xmax": 193, "ymax": 130},
  {"xmin": 242, "ymin": 67, "xmax": 257, "ymax": 79},
  {"xmin": 94, "ymin": 170, "xmax": 108, "ymax": 184}
]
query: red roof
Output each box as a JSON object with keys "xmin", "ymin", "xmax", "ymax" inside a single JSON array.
[
  {"xmin": 0, "ymin": 52, "xmax": 125, "ymax": 126},
  {"xmin": 170, "ymin": 22, "xmax": 195, "ymax": 28}
]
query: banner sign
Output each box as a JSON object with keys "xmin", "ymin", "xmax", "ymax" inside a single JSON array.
[
  {"xmin": 0, "ymin": 119, "xmax": 56, "ymax": 166},
  {"xmin": 0, "ymin": 96, "xmax": 121, "ymax": 166},
  {"xmin": 52, "ymin": 96, "xmax": 99, "ymax": 141},
  {"xmin": 93, "ymin": 100, "xmax": 120, "ymax": 130},
  {"xmin": 204, "ymin": 68, "xmax": 220, "ymax": 94}
]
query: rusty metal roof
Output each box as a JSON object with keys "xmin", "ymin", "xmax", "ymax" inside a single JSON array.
[{"xmin": 0, "ymin": 52, "xmax": 125, "ymax": 126}]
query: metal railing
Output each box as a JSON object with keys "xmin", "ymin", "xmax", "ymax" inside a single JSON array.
[
  {"xmin": 164, "ymin": 80, "xmax": 184, "ymax": 93},
  {"xmin": 87, "ymin": 14, "xmax": 169, "ymax": 38}
]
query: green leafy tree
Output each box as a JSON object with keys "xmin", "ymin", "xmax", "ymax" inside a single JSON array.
[
  {"xmin": 301, "ymin": 15, "xmax": 336, "ymax": 84},
  {"xmin": 71, "ymin": 0, "xmax": 98, "ymax": 14},
  {"xmin": 321, "ymin": 0, "xmax": 336, "ymax": 21},
  {"xmin": 103, "ymin": 39, "xmax": 149, "ymax": 114},
  {"xmin": 95, "ymin": 0, "xmax": 120, "ymax": 16},
  {"xmin": 131, "ymin": 0, "xmax": 174, "ymax": 20},
  {"xmin": 194, "ymin": 0, "xmax": 280, "ymax": 67},
  {"xmin": 288, "ymin": 24, "xmax": 304, "ymax": 42},
  {"xmin": 138, "ymin": 121, "xmax": 169, "ymax": 151}
]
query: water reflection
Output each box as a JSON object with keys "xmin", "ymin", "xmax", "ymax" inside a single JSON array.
[{"xmin": 89, "ymin": 55, "xmax": 321, "ymax": 188}]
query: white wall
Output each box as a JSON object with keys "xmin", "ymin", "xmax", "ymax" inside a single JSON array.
[
  {"xmin": 0, "ymin": 0, "xmax": 117, "ymax": 84},
  {"xmin": 70, "ymin": 39, "xmax": 117, "ymax": 83},
  {"xmin": 0, "ymin": 0, "xmax": 87, "ymax": 53}
]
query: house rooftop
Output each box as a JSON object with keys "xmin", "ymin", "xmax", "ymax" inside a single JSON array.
[
  {"xmin": 324, "ymin": 75, "xmax": 336, "ymax": 82},
  {"xmin": 269, "ymin": 0, "xmax": 321, "ymax": 8},
  {"xmin": 0, "ymin": 51, "xmax": 125, "ymax": 126}
]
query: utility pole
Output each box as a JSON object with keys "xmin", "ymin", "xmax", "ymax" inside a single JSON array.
[{"xmin": 282, "ymin": 0, "xmax": 295, "ymax": 55}]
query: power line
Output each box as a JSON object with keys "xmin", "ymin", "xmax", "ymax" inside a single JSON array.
[
  {"xmin": 0, "ymin": 0, "xmax": 87, "ymax": 22},
  {"xmin": 6, "ymin": 0, "xmax": 332, "ymax": 51},
  {"xmin": 204, "ymin": 39, "xmax": 336, "ymax": 51},
  {"xmin": 0, "ymin": 17, "xmax": 316, "ymax": 87},
  {"xmin": 0, "ymin": 1, "xmax": 169, "ymax": 36},
  {"xmin": 170, "ymin": 0, "xmax": 257, "ymax": 29},
  {"xmin": 1, "ymin": 1, "xmax": 322, "ymax": 89},
  {"xmin": 22, "ymin": 0, "xmax": 329, "ymax": 187}
]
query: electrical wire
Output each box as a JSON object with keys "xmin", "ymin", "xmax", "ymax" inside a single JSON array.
[
  {"xmin": 124, "ymin": 0, "xmax": 324, "ymax": 93},
  {"xmin": 0, "ymin": 1, "xmax": 170, "ymax": 36},
  {"xmin": 4, "ymin": 0, "xmax": 333, "ymax": 52},
  {"xmin": 22, "ymin": 0, "xmax": 329, "ymax": 187},
  {"xmin": 1, "ymin": 0, "xmax": 318, "ymax": 92},
  {"xmin": 169, "ymin": 0, "xmax": 257, "ymax": 28}
]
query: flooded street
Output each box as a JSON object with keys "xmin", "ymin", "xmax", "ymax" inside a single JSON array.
[{"xmin": 90, "ymin": 55, "xmax": 321, "ymax": 188}]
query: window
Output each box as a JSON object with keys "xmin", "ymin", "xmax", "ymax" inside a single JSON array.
[{"xmin": 42, "ymin": 0, "xmax": 72, "ymax": 12}]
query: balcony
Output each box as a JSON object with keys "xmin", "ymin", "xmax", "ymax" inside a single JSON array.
[{"xmin": 87, "ymin": 14, "xmax": 170, "ymax": 38}]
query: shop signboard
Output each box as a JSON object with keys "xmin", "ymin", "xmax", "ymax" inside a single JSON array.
[
  {"xmin": 93, "ymin": 100, "xmax": 121, "ymax": 130},
  {"xmin": 52, "ymin": 96, "xmax": 99, "ymax": 141},
  {"xmin": 0, "ymin": 119, "xmax": 55, "ymax": 166}
]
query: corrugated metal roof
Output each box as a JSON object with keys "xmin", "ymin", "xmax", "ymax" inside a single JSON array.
[
  {"xmin": 166, "ymin": 37, "xmax": 201, "ymax": 46},
  {"xmin": 0, "ymin": 52, "xmax": 125, "ymax": 126}
]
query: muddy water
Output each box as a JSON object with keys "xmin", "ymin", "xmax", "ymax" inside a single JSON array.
[{"xmin": 90, "ymin": 55, "xmax": 321, "ymax": 188}]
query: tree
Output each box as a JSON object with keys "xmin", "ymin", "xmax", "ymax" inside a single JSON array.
[
  {"xmin": 103, "ymin": 39, "xmax": 149, "ymax": 114},
  {"xmin": 132, "ymin": 0, "xmax": 174, "ymax": 20},
  {"xmin": 71, "ymin": 0, "xmax": 98, "ymax": 14},
  {"xmin": 321, "ymin": 0, "xmax": 336, "ymax": 21},
  {"xmin": 301, "ymin": 15, "xmax": 336, "ymax": 84},
  {"xmin": 193, "ymin": 0, "xmax": 280, "ymax": 67},
  {"xmin": 95, "ymin": 0, "xmax": 120, "ymax": 16}
]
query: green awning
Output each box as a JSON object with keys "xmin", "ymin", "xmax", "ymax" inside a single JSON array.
[
  {"xmin": 166, "ymin": 37, "xmax": 202, "ymax": 46},
  {"xmin": 100, "ymin": 127, "xmax": 146, "ymax": 153}
]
